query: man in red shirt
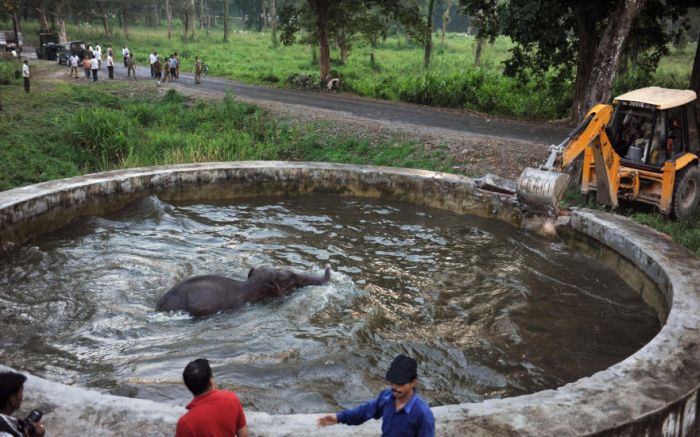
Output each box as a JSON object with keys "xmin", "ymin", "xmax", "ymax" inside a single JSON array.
[{"xmin": 176, "ymin": 358, "xmax": 249, "ymax": 437}]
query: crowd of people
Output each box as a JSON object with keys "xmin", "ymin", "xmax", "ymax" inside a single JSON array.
[
  {"xmin": 62, "ymin": 44, "xmax": 204, "ymax": 86},
  {"xmin": 0, "ymin": 353, "xmax": 435, "ymax": 437}
]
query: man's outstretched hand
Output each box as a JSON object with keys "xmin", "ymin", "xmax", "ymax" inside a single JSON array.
[{"xmin": 317, "ymin": 414, "xmax": 338, "ymax": 427}]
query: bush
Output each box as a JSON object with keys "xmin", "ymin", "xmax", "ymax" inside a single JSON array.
[{"xmin": 0, "ymin": 60, "xmax": 20, "ymax": 85}]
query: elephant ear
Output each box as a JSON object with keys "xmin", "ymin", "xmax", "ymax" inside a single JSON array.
[{"xmin": 266, "ymin": 281, "xmax": 283, "ymax": 297}]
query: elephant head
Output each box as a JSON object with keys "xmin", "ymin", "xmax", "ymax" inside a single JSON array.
[{"xmin": 247, "ymin": 264, "xmax": 332, "ymax": 298}]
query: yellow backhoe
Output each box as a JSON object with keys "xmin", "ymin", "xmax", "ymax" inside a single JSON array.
[{"xmin": 517, "ymin": 87, "xmax": 700, "ymax": 219}]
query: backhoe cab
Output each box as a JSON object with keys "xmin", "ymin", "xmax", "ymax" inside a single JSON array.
[{"xmin": 517, "ymin": 87, "xmax": 700, "ymax": 219}]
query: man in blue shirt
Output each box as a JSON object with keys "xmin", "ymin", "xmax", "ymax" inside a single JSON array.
[{"xmin": 317, "ymin": 354, "xmax": 435, "ymax": 437}]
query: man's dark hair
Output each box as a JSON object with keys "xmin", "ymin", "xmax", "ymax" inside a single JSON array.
[
  {"xmin": 0, "ymin": 372, "xmax": 26, "ymax": 408},
  {"xmin": 183, "ymin": 359, "xmax": 212, "ymax": 396}
]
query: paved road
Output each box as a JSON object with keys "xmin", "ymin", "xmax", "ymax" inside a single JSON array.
[{"xmin": 33, "ymin": 48, "xmax": 571, "ymax": 145}]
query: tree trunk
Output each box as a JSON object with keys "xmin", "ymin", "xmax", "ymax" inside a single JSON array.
[
  {"xmin": 223, "ymin": 0, "xmax": 230, "ymax": 42},
  {"xmin": 36, "ymin": 6, "xmax": 50, "ymax": 32},
  {"xmin": 576, "ymin": 0, "xmax": 645, "ymax": 122},
  {"xmin": 309, "ymin": 0, "xmax": 331, "ymax": 83},
  {"xmin": 11, "ymin": 10, "xmax": 21, "ymax": 44},
  {"xmin": 184, "ymin": 11, "xmax": 189, "ymax": 41},
  {"xmin": 441, "ymin": 0, "xmax": 451, "ymax": 49},
  {"xmin": 166, "ymin": 0, "xmax": 172, "ymax": 40},
  {"xmin": 424, "ymin": 0, "xmax": 435, "ymax": 68},
  {"xmin": 122, "ymin": 3, "xmax": 129, "ymax": 40},
  {"xmin": 200, "ymin": 0, "xmax": 205, "ymax": 29},
  {"xmin": 55, "ymin": 1, "xmax": 67, "ymax": 43},
  {"xmin": 691, "ymin": 31, "xmax": 700, "ymax": 126},
  {"xmin": 262, "ymin": 1, "xmax": 268, "ymax": 31},
  {"xmin": 98, "ymin": 1, "xmax": 112, "ymax": 39},
  {"xmin": 690, "ymin": 31, "xmax": 700, "ymax": 98},
  {"xmin": 270, "ymin": 0, "xmax": 278, "ymax": 48},
  {"xmin": 190, "ymin": 0, "xmax": 196, "ymax": 39},
  {"xmin": 474, "ymin": 36, "xmax": 483, "ymax": 67},
  {"xmin": 571, "ymin": 2, "xmax": 598, "ymax": 121},
  {"xmin": 336, "ymin": 29, "xmax": 349, "ymax": 65}
]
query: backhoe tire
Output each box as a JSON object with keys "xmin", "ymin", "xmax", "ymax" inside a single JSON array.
[{"xmin": 672, "ymin": 165, "xmax": 700, "ymax": 220}]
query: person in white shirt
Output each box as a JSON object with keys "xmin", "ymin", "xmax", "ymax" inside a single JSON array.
[
  {"xmin": 90, "ymin": 55, "xmax": 99, "ymax": 81},
  {"xmin": 107, "ymin": 53, "xmax": 114, "ymax": 79},
  {"xmin": 69, "ymin": 54, "xmax": 79, "ymax": 78},
  {"xmin": 122, "ymin": 46, "xmax": 129, "ymax": 67},
  {"xmin": 149, "ymin": 50, "xmax": 157, "ymax": 77},
  {"xmin": 95, "ymin": 47, "xmax": 102, "ymax": 69},
  {"xmin": 21, "ymin": 60, "xmax": 30, "ymax": 93}
]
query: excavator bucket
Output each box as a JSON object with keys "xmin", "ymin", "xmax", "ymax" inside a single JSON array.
[{"xmin": 516, "ymin": 167, "xmax": 571, "ymax": 212}]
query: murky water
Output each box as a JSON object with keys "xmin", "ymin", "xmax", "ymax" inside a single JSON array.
[{"xmin": 0, "ymin": 194, "xmax": 659, "ymax": 413}]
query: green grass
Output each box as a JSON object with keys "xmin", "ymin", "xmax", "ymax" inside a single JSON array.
[
  {"xmin": 13, "ymin": 19, "xmax": 693, "ymax": 120},
  {"xmin": 0, "ymin": 63, "xmax": 455, "ymax": 191}
]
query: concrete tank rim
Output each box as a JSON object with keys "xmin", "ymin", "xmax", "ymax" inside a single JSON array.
[{"xmin": 0, "ymin": 161, "xmax": 698, "ymax": 436}]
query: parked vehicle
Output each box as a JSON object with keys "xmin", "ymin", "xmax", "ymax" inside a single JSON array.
[
  {"xmin": 36, "ymin": 32, "xmax": 60, "ymax": 60},
  {"xmin": 0, "ymin": 30, "xmax": 23, "ymax": 52},
  {"xmin": 57, "ymin": 41, "xmax": 86, "ymax": 65},
  {"xmin": 517, "ymin": 87, "xmax": 700, "ymax": 219}
]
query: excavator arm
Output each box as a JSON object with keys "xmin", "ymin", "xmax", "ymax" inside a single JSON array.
[{"xmin": 516, "ymin": 103, "xmax": 619, "ymax": 212}]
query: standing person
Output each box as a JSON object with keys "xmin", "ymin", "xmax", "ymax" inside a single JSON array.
[
  {"xmin": 169, "ymin": 54, "xmax": 177, "ymax": 82},
  {"xmin": 149, "ymin": 50, "xmax": 157, "ymax": 77},
  {"xmin": 153, "ymin": 56, "xmax": 162, "ymax": 85},
  {"xmin": 83, "ymin": 56, "xmax": 91, "ymax": 80},
  {"xmin": 106, "ymin": 52, "xmax": 114, "ymax": 79},
  {"xmin": 176, "ymin": 358, "xmax": 248, "ymax": 437},
  {"xmin": 95, "ymin": 44, "xmax": 102, "ymax": 69},
  {"xmin": 318, "ymin": 354, "xmax": 435, "ymax": 437},
  {"xmin": 0, "ymin": 371, "xmax": 46, "ymax": 437},
  {"xmin": 193, "ymin": 56, "xmax": 203, "ymax": 84},
  {"xmin": 69, "ymin": 54, "xmax": 79, "ymax": 78},
  {"xmin": 127, "ymin": 53, "xmax": 136, "ymax": 79},
  {"xmin": 90, "ymin": 54, "xmax": 99, "ymax": 82},
  {"xmin": 21, "ymin": 60, "xmax": 30, "ymax": 93},
  {"xmin": 122, "ymin": 46, "xmax": 129, "ymax": 67},
  {"xmin": 174, "ymin": 52, "xmax": 180, "ymax": 79},
  {"xmin": 162, "ymin": 60, "xmax": 171, "ymax": 83}
]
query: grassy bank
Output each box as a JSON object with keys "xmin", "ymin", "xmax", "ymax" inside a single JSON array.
[
  {"xmin": 0, "ymin": 60, "xmax": 453, "ymax": 192},
  {"xmin": 14, "ymin": 20, "xmax": 695, "ymax": 120}
]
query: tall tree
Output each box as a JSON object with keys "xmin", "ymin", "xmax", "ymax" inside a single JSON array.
[
  {"xmin": 578, "ymin": 0, "xmax": 645, "ymax": 120},
  {"xmin": 499, "ymin": 0, "xmax": 694, "ymax": 122},
  {"xmin": 423, "ymin": 0, "xmax": 435, "ymax": 68},
  {"xmin": 54, "ymin": 0, "xmax": 67, "ymax": 43},
  {"xmin": 309, "ymin": 0, "xmax": 331, "ymax": 81},
  {"xmin": 97, "ymin": 0, "xmax": 112, "ymax": 39},
  {"xmin": 441, "ymin": 0, "xmax": 452, "ymax": 49},
  {"xmin": 688, "ymin": 30, "xmax": 699, "ymax": 106},
  {"xmin": 458, "ymin": 0, "xmax": 499, "ymax": 67},
  {"xmin": 223, "ymin": 0, "xmax": 230, "ymax": 42},
  {"xmin": 3, "ymin": 0, "xmax": 22, "ymax": 44},
  {"xmin": 270, "ymin": 0, "xmax": 278, "ymax": 48},
  {"xmin": 166, "ymin": 0, "xmax": 172, "ymax": 40}
]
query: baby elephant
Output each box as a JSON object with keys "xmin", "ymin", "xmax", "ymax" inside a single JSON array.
[{"xmin": 156, "ymin": 265, "xmax": 332, "ymax": 317}]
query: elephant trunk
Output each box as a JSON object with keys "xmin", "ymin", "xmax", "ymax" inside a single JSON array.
[{"xmin": 296, "ymin": 264, "xmax": 332, "ymax": 287}]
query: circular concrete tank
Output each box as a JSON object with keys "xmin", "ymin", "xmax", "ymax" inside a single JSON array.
[{"xmin": 0, "ymin": 162, "xmax": 698, "ymax": 436}]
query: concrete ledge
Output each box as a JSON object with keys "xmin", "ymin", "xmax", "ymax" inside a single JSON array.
[{"xmin": 0, "ymin": 162, "xmax": 698, "ymax": 436}]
